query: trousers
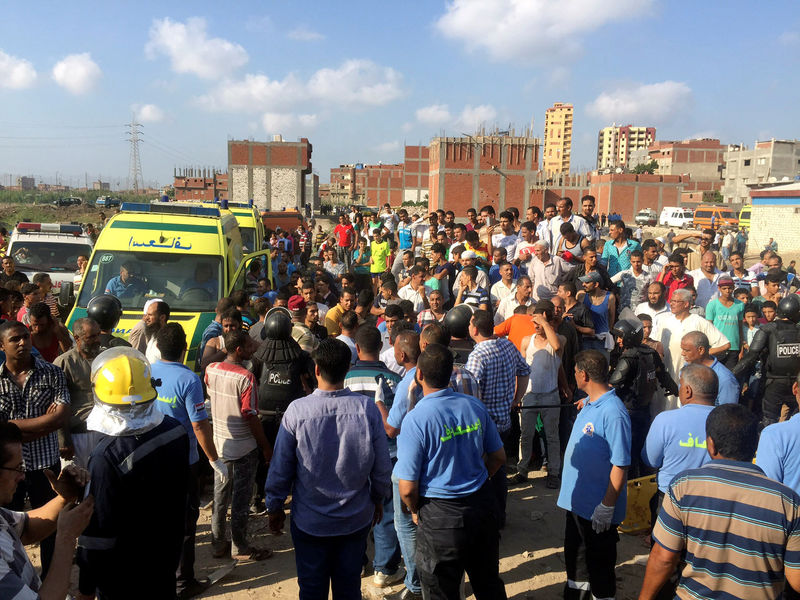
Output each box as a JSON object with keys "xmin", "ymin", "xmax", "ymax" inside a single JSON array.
[
  {"xmin": 211, "ymin": 449, "xmax": 258, "ymax": 555},
  {"xmin": 564, "ymin": 511, "xmax": 618, "ymax": 600},
  {"xmin": 518, "ymin": 391, "xmax": 561, "ymax": 477},
  {"xmin": 416, "ymin": 485, "xmax": 506, "ymax": 600},
  {"xmin": 392, "ymin": 474, "xmax": 421, "ymax": 594},
  {"xmin": 177, "ymin": 463, "xmax": 200, "ymax": 588},
  {"xmin": 762, "ymin": 379, "xmax": 796, "ymax": 427}
]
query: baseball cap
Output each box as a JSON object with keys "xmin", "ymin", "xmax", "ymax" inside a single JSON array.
[
  {"xmin": 287, "ymin": 295, "xmax": 306, "ymax": 313},
  {"xmin": 578, "ymin": 271, "xmax": 602, "ymax": 284},
  {"xmin": 461, "ymin": 250, "xmax": 477, "ymax": 260}
]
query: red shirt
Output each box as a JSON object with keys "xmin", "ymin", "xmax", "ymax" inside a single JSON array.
[
  {"xmin": 333, "ymin": 224, "xmax": 355, "ymax": 247},
  {"xmin": 660, "ymin": 271, "xmax": 694, "ymax": 302}
]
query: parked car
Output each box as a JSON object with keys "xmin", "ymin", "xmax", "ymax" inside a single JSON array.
[
  {"xmin": 634, "ymin": 209, "xmax": 658, "ymax": 226},
  {"xmin": 659, "ymin": 207, "xmax": 694, "ymax": 228},
  {"xmin": 692, "ymin": 206, "xmax": 738, "ymax": 230},
  {"xmin": 53, "ymin": 197, "xmax": 82, "ymax": 207},
  {"xmin": 95, "ymin": 196, "xmax": 121, "ymax": 208},
  {"xmin": 738, "ymin": 205, "xmax": 751, "ymax": 230}
]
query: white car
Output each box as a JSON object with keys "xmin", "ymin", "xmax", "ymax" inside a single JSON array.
[
  {"xmin": 6, "ymin": 223, "xmax": 93, "ymax": 289},
  {"xmin": 659, "ymin": 207, "xmax": 693, "ymax": 228}
]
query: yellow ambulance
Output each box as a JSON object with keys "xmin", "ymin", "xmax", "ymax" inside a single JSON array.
[{"xmin": 66, "ymin": 201, "xmax": 272, "ymax": 369}]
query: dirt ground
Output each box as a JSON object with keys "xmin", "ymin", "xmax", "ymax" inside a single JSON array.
[{"xmin": 25, "ymin": 465, "xmax": 650, "ymax": 599}]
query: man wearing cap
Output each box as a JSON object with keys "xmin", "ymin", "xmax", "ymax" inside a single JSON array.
[
  {"xmin": 528, "ymin": 240, "xmax": 570, "ymax": 301},
  {"xmin": 289, "ymin": 295, "xmax": 320, "ymax": 353},
  {"xmin": 705, "ymin": 275, "xmax": 745, "ymax": 369}
]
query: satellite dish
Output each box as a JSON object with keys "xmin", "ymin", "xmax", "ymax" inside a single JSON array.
[
  {"xmin": 781, "ymin": 176, "xmax": 790, "ymax": 181},
  {"xmin": 615, "ymin": 167, "xmax": 623, "ymax": 174}
]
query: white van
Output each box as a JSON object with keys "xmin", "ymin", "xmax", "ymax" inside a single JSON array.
[{"xmin": 659, "ymin": 207, "xmax": 693, "ymax": 228}]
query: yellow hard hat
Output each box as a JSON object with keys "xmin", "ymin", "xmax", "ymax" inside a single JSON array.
[{"xmin": 91, "ymin": 347, "xmax": 158, "ymax": 406}]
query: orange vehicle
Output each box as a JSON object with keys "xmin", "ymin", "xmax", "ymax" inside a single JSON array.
[
  {"xmin": 692, "ymin": 206, "xmax": 738, "ymax": 230},
  {"xmin": 261, "ymin": 210, "xmax": 306, "ymax": 234}
]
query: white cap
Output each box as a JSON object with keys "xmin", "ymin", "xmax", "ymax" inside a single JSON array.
[
  {"xmin": 142, "ymin": 298, "xmax": 164, "ymax": 315},
  {"xmin": 461, "ymin": 250, "xmax": 477, "ymax": 259}
]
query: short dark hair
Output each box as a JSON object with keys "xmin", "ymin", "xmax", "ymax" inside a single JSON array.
[
  {"xmin": 156, "ymin": 323, "xmax": 187, "ymax": 361},
  {"xmin": 354, "ymin": 325, "xmax": 382, "ymax": 355},
  {"xmin": 398, "ymin": 300, "xmax": 415, "ymax": 320},
  {"xmin": 220, "ymin": 308, "xmax": 243, "ymax": 324},
  {"xmin": 21, "ymin": 283, "xmax": 38, "ymax": 296},
  {"xmin": 0, "ymin": 320, "xmax": 26, "ymax": 342},
  {"xmin": 521, "ymin": 220, "xmax": 535, "ymax": 232},
  {"xmin": 215, "ymin": 297, "xmax": 235, "ymax": 314},
  {"xmin": 29, "ymin": 302, "xmax": 51, "ymax": 322},
  {"xmin": 229, "ymin": 289, "xmax": 249, "ymax": 307},
  {"xmin": 417, "ymin": 343, "xmax": 453, "ymax": 389},
  {"xmin": 610, "ymin": 219, "xmax": 626, "ymax": 231},
  {"xmin": 470, "ymin": 310, "xmax": 493, "ymax": 337},
  {"xmin": 575, "ymin": 350, "xmax": 609, "ymax": 383},
  {"xmin": 642, "ymin": 239, "xmax": 658, "ymax": 251},
  {"xmin": 743, "ymin": 303, "xmax": 760, "ymax": 315},
  {"xmin": 341, "ymin": 287, "xmax": 357, "ymax": 298},
  {"xmin": 0, "ymin": 421, "xmax": 22, "ymax": 467},
  {"xmin": 409, "ymin": 265, "xmax": 426, "ymax": 278},
  {"xmin": 312, "ymin": 338, "xmax": 352, "ymax": 384},
  {"xmin": 385, "ymin": 304, "xmax": 404, "ymax": 320},
  {"xmin": 32, "ymin": 272, "xmax": 50, "ymax": 285},
  {"xmin": 421, "ymin": 322, "xmax": 450, "ymax": 346},
  {"xmin": 340, "ymin": 310, "xmax": 358, "ymax": 332},
  {"xmin": 762, "ymin": 300, "xmax": 777, "ymax": 311},
  {"xmin": 431, "ymin": 243, "xmax": 446, "ymax": 256},
  {"xmin": 461, "ymin": 265, "xmax": 478, "ymax": 281},
  {"xmin": 559, "ymin": 281, "xmax": 577, "ymax": 297},
  {"xmin": 390, "ymin": 321, "xmax": 414, "ymax": 345},
  {"xmin": 636, "ymin": 313, "xmax": 653, "ymax": 324},
  {"xmin": 499, "ymin": 210, "xmax": 513, "ymax": 221},
  {"xmin": 558, "ymin": 197, "xmax": 573, "ymax": 208},
  {"xmin": 381, "ymin": 279, "xmax": 398, "ymax": 293},
  {"xmin": 706, "ymin": 404, "xmax": 758, "ymax": 461},
  {"xmin": 729, "ymin": 251, "xmax": 742, "ymax": 260},
  {"xmin": 668, "ymin": 253, "xmax": 685, "ymax": 265},
  {"xmin": 630, "ymin": 249, "xmax": 643, "ymax": 259},
  {"xmin": 560, "ymin": 222, "xmax": 575, "ymax": 235},
  {"xmin": 223, "ymin": 329, "xmax": 248, "ymax": 355},
  {"xmin": 480, "ymin": 205, "xmax": 495, "ymax": 216},
  {"xmin": 544, "ymin": 202, "xmax": 557, "ymax": 211},
  {"xmin": 253, "ymin": 297, "xmax": 270, "ymax": 317},
  {"xmin": 765, "ymin": 268, "xmax": 784, "ymax": 284}
]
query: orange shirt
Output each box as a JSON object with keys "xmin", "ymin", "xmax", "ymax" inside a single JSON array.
[{"xmin": 493, "ymin": 313, "xmax": 536, "ymax": 353}]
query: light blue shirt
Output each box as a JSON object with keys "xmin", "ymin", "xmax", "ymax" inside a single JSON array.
[
  {"xmin": 394, "ymin": 388, "xmax": 503, "ymax": 499},
  {"xmin": 756, "ymin": 413, "xmax": 800, "ymax": 493},
  {"xmin": 104, "ymin": 275, "xmax": 146, "ymax": 299},
  {"xmin": 709, "ymin": 358, "xmax": 740, "ymax": 406},
  {"xmin": 387, "ymin": 367, "xmax": 416, "ymax": 430},
  {"xmin": 642, "ymin": 403, "xmax": 714, "ymax": 492},
  {"xmin": 601, "ymin": 238, "xmax": 641, "ymax": 277},
  {"xmin": 557, "ymin": 389, "xmax": 631, "ymax": 523},
  {"xmin": 151, "ymin": 360, "xmax": 208, "ymax": 465}
]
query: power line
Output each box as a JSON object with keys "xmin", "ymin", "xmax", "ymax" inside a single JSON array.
[{"xmin": 126, "ymin": 117, "xmax": 144, "ymax": 194}]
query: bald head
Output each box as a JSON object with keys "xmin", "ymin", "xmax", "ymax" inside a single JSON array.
[
  {"xmin": 682, "ymin": 331, "xmax": 710, "ymax": 351},
  {"xmin": 680, "ymin": 363, "xmax": 718, "ymax": 405}
]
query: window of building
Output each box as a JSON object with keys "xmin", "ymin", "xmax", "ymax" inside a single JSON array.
[
  {"xmin": 757, "ymin": 157, "xmax": 766, "ymax": 165},
  {"xmin": 744, "ymin": 159, "xmax": 751, "ymax": 166}
]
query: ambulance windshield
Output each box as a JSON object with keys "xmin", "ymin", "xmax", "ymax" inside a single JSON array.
[
  {"xmin": 240, "ymin": 227, "xmax": 257, "ymax": 254},
  {"xmin": 9, "ymin": 242, "xmax": 93, "ymax": 272},
  {"xmin": 77, "ymin": 251, "xmax": 223, "ymax": 312}
]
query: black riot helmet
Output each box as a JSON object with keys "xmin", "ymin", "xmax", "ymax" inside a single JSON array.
[
  {"xmin": 777, "ymin": 294, "xmax": 800, "ymax": 323},
  {"xmin": 87, "ymin": 294, "xmax": 123, "ymax": 332},
  {"xmin": 443, "ymin": 304, "xmax": 474, "ymax": 340},
  {"xmin": 263, "ymin": 307, "xmax": 293, "ymax": 341},
  {"xmin": 611, "ymin": 318, "xmax": 644, "ymax": 349}
]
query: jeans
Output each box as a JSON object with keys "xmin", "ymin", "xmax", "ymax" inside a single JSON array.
[
  {"xmin": 518, "ymin": 391, "xmax": 561, "ymax": 477},
  {"xmin": 8, "ymin": 463, "xmax": 60, "ymax": 577},
  {"xmin": 292, "ymin": 520, "xmax": 370, "ymax": 600},
  {"xmin": 392, "ymin": 474, "xmax": 421, "ymax": 593},
  {"xmin": 212, "ymin": 449, "xmax": 259, "ymax": 555},
  {"xmin": 373, "ymin": 485, "xmax": 401, "ymax": 575}
]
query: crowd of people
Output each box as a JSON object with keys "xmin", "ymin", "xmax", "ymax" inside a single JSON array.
[{"xmin": 2, "ymin": 196, "xmax": 800, "ymax": 599}]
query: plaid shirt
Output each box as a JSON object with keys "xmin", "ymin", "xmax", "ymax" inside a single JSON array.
[
  {"xmin": 466, "ymin": 338, "xmax": 530, "ymax": 432},
  {"xmin": 0, "ymin": 358, "xmax": 70, "ymax": 471}
]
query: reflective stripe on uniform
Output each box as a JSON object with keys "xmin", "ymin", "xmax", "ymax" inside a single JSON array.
[
  {"xmin": 118, "ymin": 424, "xmax": 186, "ymax": 474},
  {"xmin": 78, "ymin": 535, "xmax": 117, "ymax": 550},
  {"xmin": 567, "ymin": 579, "xmax": 591, "ymax": 590}
]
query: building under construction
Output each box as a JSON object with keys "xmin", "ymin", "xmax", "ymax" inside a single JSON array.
[{"xmin": 173, "ymin": 167, "xmax": 229, "ymax": 202}]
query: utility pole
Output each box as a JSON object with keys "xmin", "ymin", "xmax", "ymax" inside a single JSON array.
[{"xmin": 126, "ymin": 116, "xmax": 144, "ymax": 194}]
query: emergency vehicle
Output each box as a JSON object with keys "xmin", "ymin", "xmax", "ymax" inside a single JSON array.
[
  {"xmin": 66, "ymin": 202, "xmax": 272, "ymax": 370},
  {"xmin": 202, "ymin": 199, "xmax": 265, "ymax": 254},
  {"xmin": 6, "ymin": 222, "xmax": 93, "ymax": 289}
]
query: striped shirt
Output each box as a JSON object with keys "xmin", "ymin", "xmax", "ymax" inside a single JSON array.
[
  {"xmin": 0, "ymin": 509, "xmax": 39, "ymax": 599},
  {"xmin": 653, "ymin": 460, "xmax": 800, "ymax": 600},
  {"xmin": 344, "ymin": 360, "xmax": 401, "ymax": 457},
  {"xmin": 205, "ymin": 361, "xmax": 258, "ymax": 461}
]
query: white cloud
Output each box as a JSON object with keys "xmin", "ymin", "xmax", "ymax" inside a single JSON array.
[
  {"xmin": 287, "ymin": 26, "xmax": 325, "ymax": 41},
  {"xmin": 132, "ymin": 103, "xmax": 165, "ymax": 123},
  {"xmin": 374, "ymin": 141, "xmax": 400, "ymax": 153},
  {"xmin": 586, "ymin": 81, "xmax": 692, "ymax": 124},
  {"xmin": 197, "ymin": 59, "xmax": 403, "ymax": 113},
  {"xmin": 261, "ymin": 112, "xmax": 318, "ymax": 134},
  {"xmin": 435, "ymin": 0, "xmax": 653, "ymax": 62},
  {"xmin": 145, "ymin": 17, "xmax": 248, "ymax": 79},
  {"xmin": 0, "ymin": 50, "xmax": 36, "ymax": 89},
  {"xmin": 456, "ymin": 104, "xmax": 497, "ymax": 131},
  {"xmin": 308, "ymin": 59, "xmax": 403, "ymax": 106},
  {"xmin": 52, "ymin": 53, "xmax": 101, "ymax": 94},
  {"xmin": 416, "ymin": 104, "xmax": 452, "ymax": 125},
  {"xmin": 778, "ymin": 31, "xmax": 800, "ymax": 46}
]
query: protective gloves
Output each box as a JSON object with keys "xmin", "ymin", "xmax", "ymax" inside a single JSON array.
[
  {"xmin": 210, "ymin": 459, "xmax": 229, "ymax": 484},
  {"xmin": 590, "ymin": 502, "xmax": 615, "ymax": 533}
]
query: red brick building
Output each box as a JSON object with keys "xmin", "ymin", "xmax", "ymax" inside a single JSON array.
[
  {"xmin": 404, "ymin": 145, "xmax": 430, "ymax": 204},
  {"xmin": 428, "ymin": 133, "xmax": 540, "ymax": 216},
  {"xmin": 173, "ymin": 168, "xmax": 229, "ymax": 201},
  {"xmin": 228, "ymin": 136, "xmax": 312, "ymax": 211}
]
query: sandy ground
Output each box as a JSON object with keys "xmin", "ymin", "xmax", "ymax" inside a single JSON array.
[{"xmin": 25, "ymin": 465, "xmax": 650, "ymax": 599}]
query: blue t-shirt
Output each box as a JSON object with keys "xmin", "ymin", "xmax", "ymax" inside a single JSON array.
[
  {"xmin": 642, "ymin": 403, "xmax": 713, "ymax": 492},
  {"xmin": 488, "ymin": 263, "xmax": 519, "ymax": 285},
  {"xmin": 387, "ymin": 367, "xmax": 416, "ymax": 430},
  {"xmin": 557, "ymin": 389, "xmax": 631, "ymax": 523},
  {"xmin": 709, "ymin": 358, "xmax": 740, "ymax": 406},
  {"xmin": 397, "ymin": 222, "xmax": 413, "ymax": 250},
  {"xmin": 394, "ymin": 388, "xmax": 503, "ymax": 499},
  {"xmin": 151, "ymin": 360, "xmax": 208, "ymax": 465},
  {"xmin": 757, "ymin": 413, "xmax": 800, "ymax": 493}
]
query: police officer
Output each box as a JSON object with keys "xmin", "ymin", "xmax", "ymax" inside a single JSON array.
[
  {"xmin": 443, "ymin": 304, "xmax": 475, "ymax": 367},
  {"xmin": 77, "ymin": 347, "xmax": 189, "ymax": 599},
  {"xmin": 734, "ymin": 294, "xmax": 800, "ymax": 427},
  {"xmin": 609, "ymin": 318, "xmax": 678, "ymax": 479},
  {"xmin": 251, "ymin": 308, "xmax": 315, "ymax": 513},
  {"xmin": 395, "ymin": 343, "xmax": 507, "ymax": 599},
  {"xmin": 87, "ymin": 294, "xmax": 131, "ymax": 351}
]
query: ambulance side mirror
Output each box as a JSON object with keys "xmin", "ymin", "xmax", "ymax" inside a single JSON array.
[{"xmin": 59, "ymin": 281, "xmax": 74, "ymax": 309}]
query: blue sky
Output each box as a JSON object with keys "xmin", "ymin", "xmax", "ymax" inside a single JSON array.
[{"xmin": 0, "ymin": 1, "xmax": 797, "ymax": 189}]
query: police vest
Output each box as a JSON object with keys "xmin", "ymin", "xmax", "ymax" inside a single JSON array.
[
  {"xmin": 254, "ymin": 339, "xmax": 309, "ymax": 414},
  {"xmin": 619, "ymin": 346, "xmax": 657, "ymax": 410},
  {"xmin": 766, "ymin": 321, "xmax": 800, "ymax": 378}
]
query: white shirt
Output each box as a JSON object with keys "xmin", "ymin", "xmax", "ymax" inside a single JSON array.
[
  {"xmin": 398, "ymin": 284, "xmax": 427, "ymax": 314},
  {"xmin": 490, "ymin": 280, "xmax": 516, "ymax": 307},
  {"xmin": 688, "ymin": 268, "xmax": 723, "ymax": 308},
  {"xmin": 494, "ymin": 294, "xmax": 532, "ymax": 325},
  {"xmin": 656, "ymin": 312, "xmax": 729, "ymax": 385},
  {"xmin": 492, "ymin": 231, "xmax": 518, "ymax": 256},
  {"xmin": 536, "ymin": 220, "xmax": 553, "ymax": 247},
  {"xmin": 336, "ymin": 334, "xmax": 358, "ymax": 365},
  {"xmin": 380, "ymin": 346, "xmax": 405, "ymax": 376},
  {"xmin": 381, "ymin": 211, "xmax": 398, "ymax": 232},
  {"xmin": 452, "ymin": 269, "xmax": 489, "ymax": 295},
  {"xmin": 145, "ymin": 335, "xmax": 161, "ymax": 364},
  {"xmin": 634, "ymin": 301, "xmax": 670, "ymax": 325},
  {"xmin": 550, "ymin": 214, "xmax": 590, "ymax": 252},
  {"xmin": 513, "ymin": 240, "xmax": 536, "ymax": 263}
]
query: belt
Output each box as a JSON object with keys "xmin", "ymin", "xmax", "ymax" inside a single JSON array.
[{"xmin": 258, "ymin": 409, "xmax": 285, "ymax": 418}]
